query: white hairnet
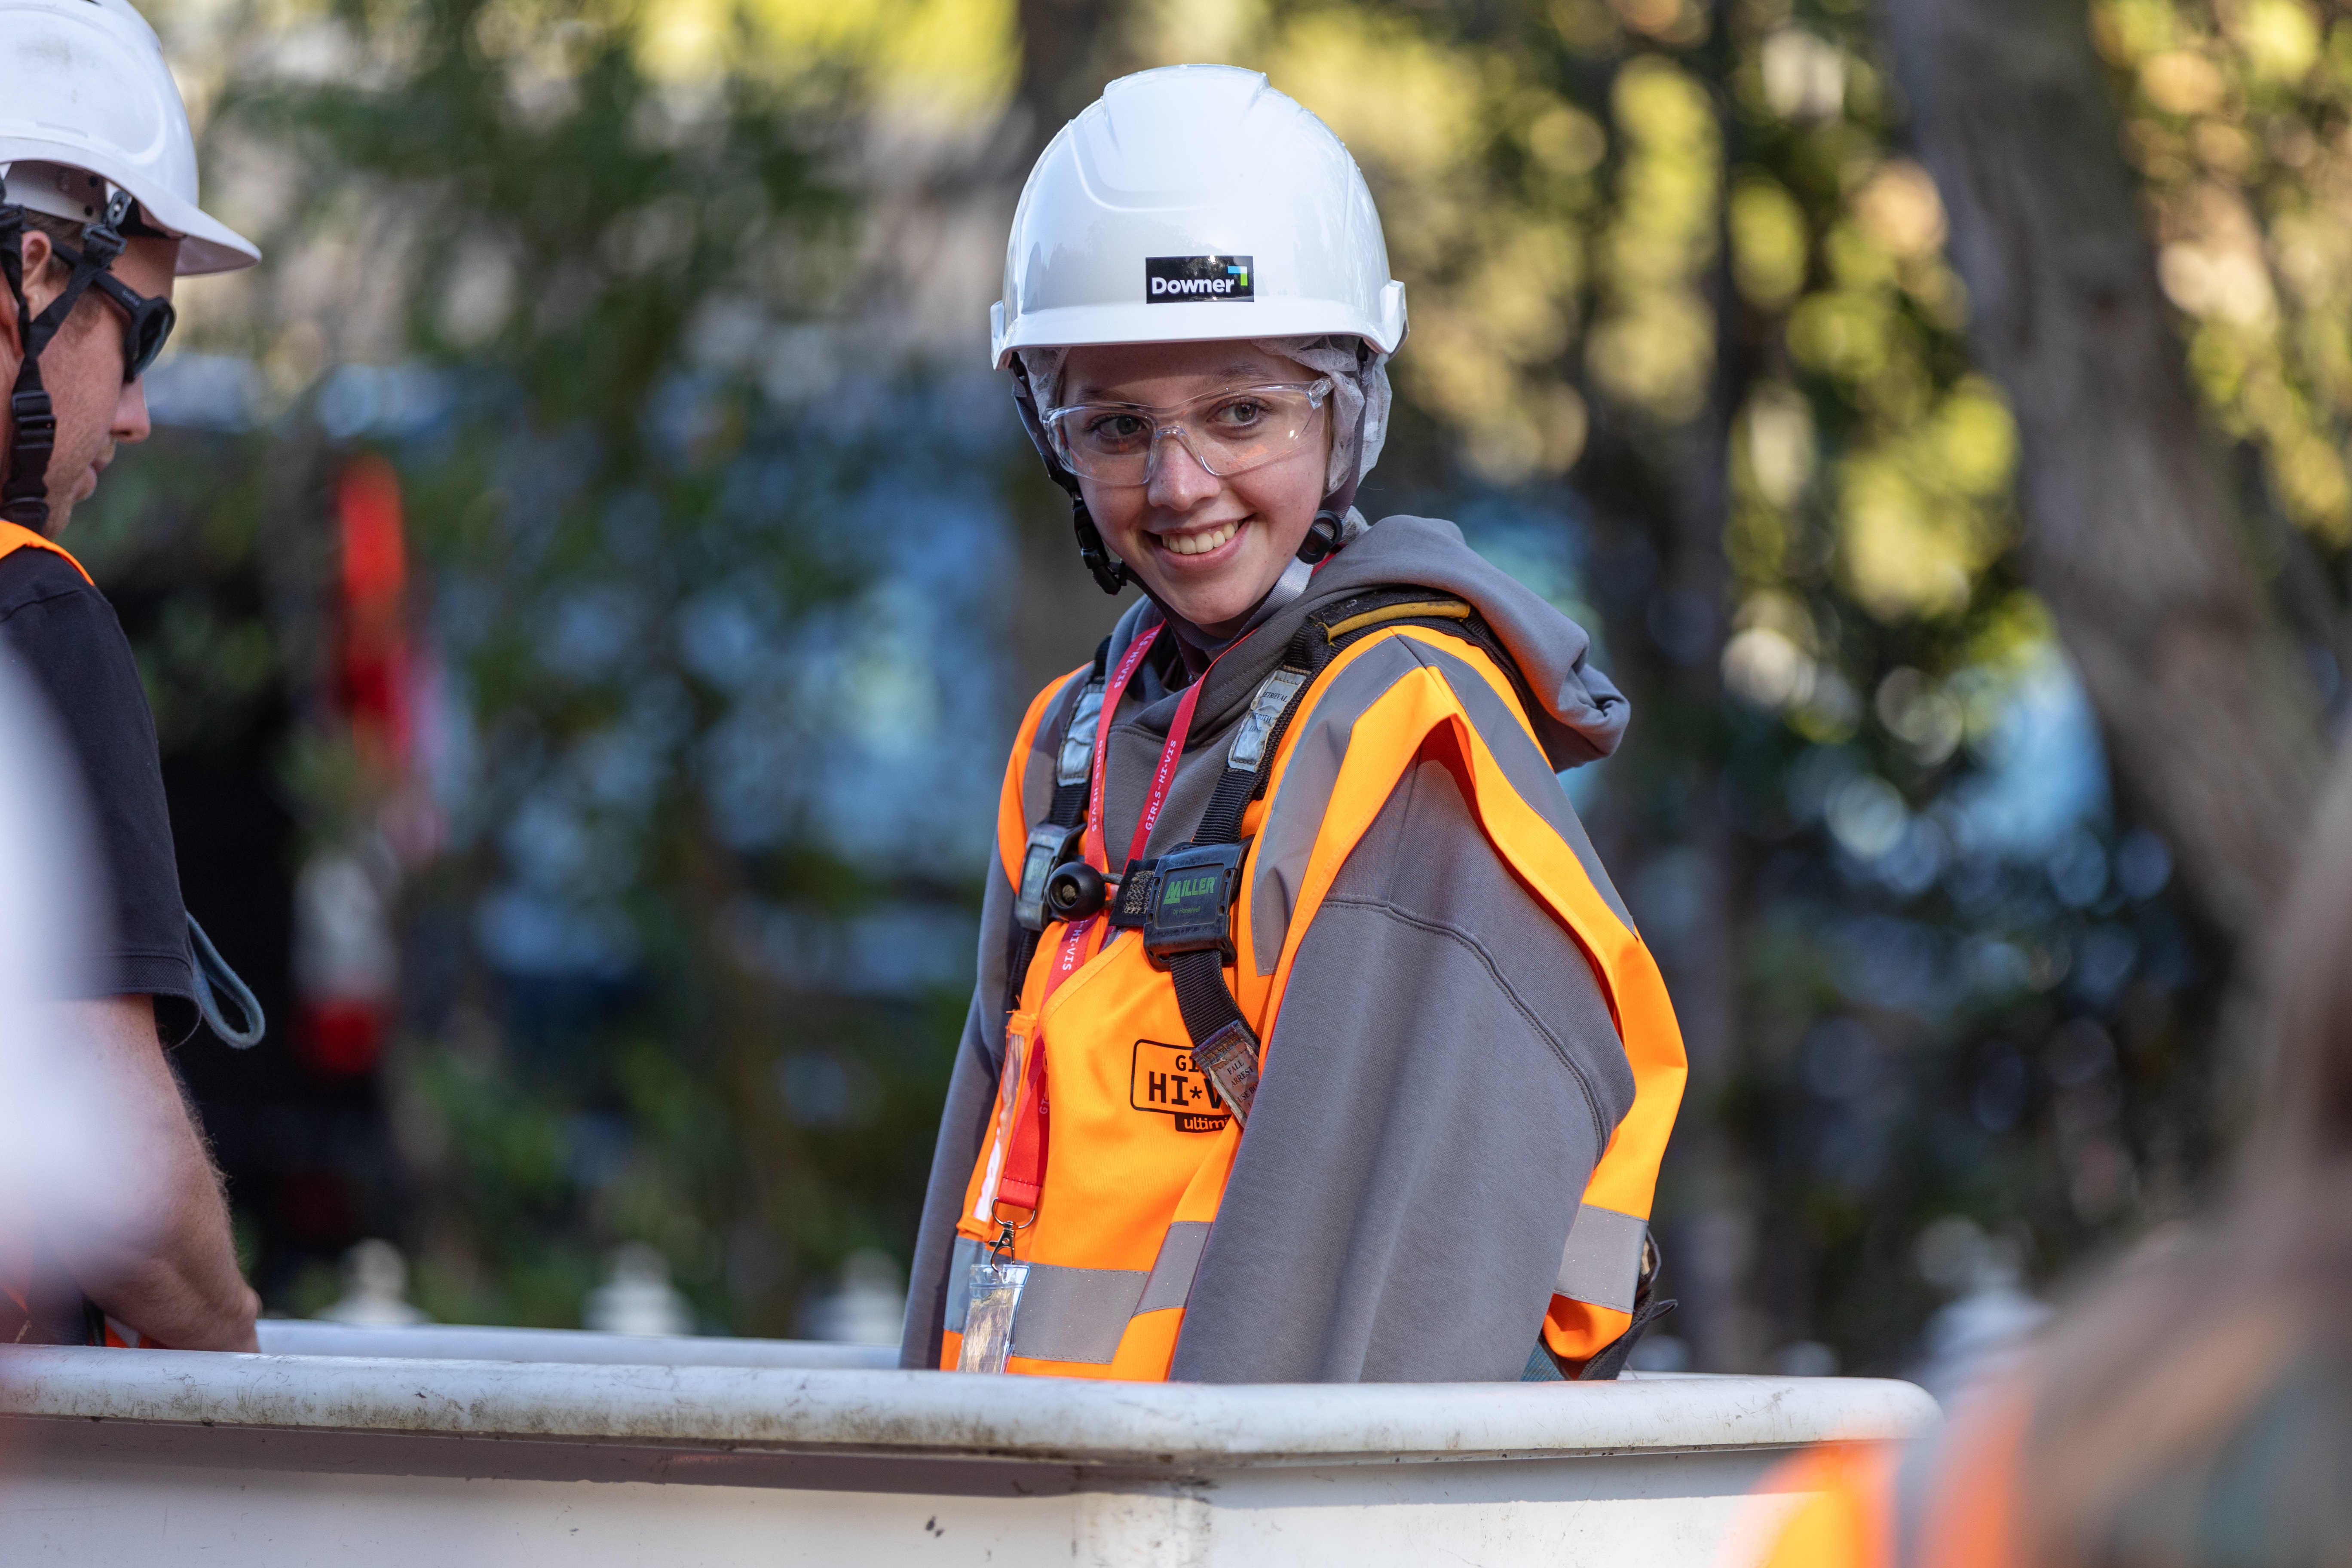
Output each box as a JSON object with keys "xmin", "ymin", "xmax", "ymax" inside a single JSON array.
[{"xmin": 1020, "ymin": 335, "xmax": 1393, "ymax": 498}]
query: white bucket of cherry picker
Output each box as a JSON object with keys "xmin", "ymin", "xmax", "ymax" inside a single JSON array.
[{"xmin": 0, "ymin": 1320, "xmax": 1933, "ymax": 1566}]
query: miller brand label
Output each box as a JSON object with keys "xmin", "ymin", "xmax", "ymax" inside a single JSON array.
[{"xmin": 1146, "ymin": 255, "xmax": 1254, "ymax": 304}]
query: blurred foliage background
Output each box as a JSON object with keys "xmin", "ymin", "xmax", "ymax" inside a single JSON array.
[{"xmin": 81, "ymin": 0, "xmax": 2352, "ymax": 1370}]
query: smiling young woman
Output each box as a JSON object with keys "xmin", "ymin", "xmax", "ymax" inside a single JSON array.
[{"xmin": 900, "ymin": 64, "xmax": 1689, "ymax": 1385}]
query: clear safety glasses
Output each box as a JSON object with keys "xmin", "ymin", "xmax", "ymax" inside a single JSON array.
[{"xmin": 1042, "ymin": 378, "xmax": 1332, "ymax": 488}]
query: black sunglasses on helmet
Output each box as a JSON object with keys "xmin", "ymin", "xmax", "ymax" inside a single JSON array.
[{"xmin": 46, "ymin": 237, "xmax": 178, "ymax": 384}]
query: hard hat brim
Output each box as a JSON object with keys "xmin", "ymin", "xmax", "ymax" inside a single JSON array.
[{"xmin": 0, "ymin": 136, "xmax": 260, "ymax": 276}]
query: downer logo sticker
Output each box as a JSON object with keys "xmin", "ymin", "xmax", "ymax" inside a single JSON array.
[
  {"xmin": 1146, "ymin": 255, "xmax": 1254, "ymax": 304},
  {"xmin": 1130, "ymin": 1038, "xmax": 1231, "ymax": 1131}
]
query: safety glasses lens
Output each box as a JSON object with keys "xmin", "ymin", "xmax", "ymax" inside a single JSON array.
[
  {"xmin": 125, "ymin": 300, "xmax": 175, "ymax": 383},
  {"xmin": 1050, "ymin": 384, "xmax": 1326, "ymax": 486}
]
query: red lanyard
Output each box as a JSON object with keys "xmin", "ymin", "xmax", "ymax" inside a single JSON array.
[
  {"xmin": 1051, "ymin": 623, "xmax": 1208, "ymax": 997},
  {"xmin": 997, "ymin": 621, "xmax": 1212, "ymax": 1219},
  {"xmin": 1079, "ymin": 625, "xmax": 1162, "ymax": 874}
]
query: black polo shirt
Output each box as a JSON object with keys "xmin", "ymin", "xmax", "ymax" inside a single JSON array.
[{"xmin": 0, "ymin": 545, "xmax": 196, "ymax": 1040}]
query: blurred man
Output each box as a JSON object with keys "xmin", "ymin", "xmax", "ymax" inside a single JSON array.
[
  {"xmin": 1756, "ymin": 746, "xmax": 2352, "ymax": 1566},
  {"xmin": 0, "ymin": 0, "xmax": 262, "ymax": 1349}
]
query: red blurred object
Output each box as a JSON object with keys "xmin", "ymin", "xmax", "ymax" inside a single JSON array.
[
  {"xmin": 335, "ymin": 456, "xmax": 411, "ymax": 770},
  {"xmin": 272, "ymin": 1168, "xmax": 363, "ymax": 1246},
  {"xmin": 299, "ymin": 996, "xmax": 387, "ymax": 1077}
]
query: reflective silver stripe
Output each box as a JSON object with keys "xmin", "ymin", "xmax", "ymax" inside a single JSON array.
[
  {"xmin": 1011, "ymin": 1261, "xmax": 1148, "ymax": 1364},
  {"xmin": 1555, "ymin": 1203, "xmax": 1645, "ymax": 1314},
  {"xmin": 1056, "ymin": 679, "xmax": 1106, "ymax": 787},
  {"xmin": 1251, "ymin": 639, "xmax": 1421, "ymax": 973},
  {"xmin": 946, "ymin": 1223, "xmax": 1216, "ymax": 1363},
  {"xmin": 944, "ymin": 1234, "xmax": 983, "ymax": 1333},
  {"xmin": 1249, "ymin": 633, "xmax": 1635, "ymax": 975},
  {"xmin": 1409, "ymin": 641, "xmax": 1634, "ymax": 931},
  {"xmin": 1228, "ymin": 667, "xmax": 1309, "ymax": 772},
  {"xmin": 1136, "ymin": 1221, "xmax": 1211, "ymax": 1314}
]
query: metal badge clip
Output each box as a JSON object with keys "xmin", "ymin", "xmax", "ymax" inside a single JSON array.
[
  {"xmin": 956, "ymin": 1225, "xmax": 1031, "ymax": 1375},
  {"xmin": 1190, "ymin": 1019, "xmax": 1262, "ymax": 1125}
]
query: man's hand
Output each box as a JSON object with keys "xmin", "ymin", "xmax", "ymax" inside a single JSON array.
[{"xmin": 45, "ymin": 995, "xmax": 259, "ymax": 1351}]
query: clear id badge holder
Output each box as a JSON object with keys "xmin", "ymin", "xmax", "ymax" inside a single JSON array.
[{"xmin": 956, "ymin": 1239, "xmax": 1029, "ymax": 1373}]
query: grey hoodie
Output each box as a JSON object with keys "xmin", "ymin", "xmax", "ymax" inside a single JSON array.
[{"xmin": 900, "ymin": 515, "xmax": 1643, "ymax": 1381}]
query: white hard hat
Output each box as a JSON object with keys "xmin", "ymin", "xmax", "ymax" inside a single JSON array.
[
  {"xmin": 991, "ymin": 64, "xmax": 1405, "ymax": 369},
  {"xmin": 0, "ymin": 0, "xmax": 259, "ymax": 275}
]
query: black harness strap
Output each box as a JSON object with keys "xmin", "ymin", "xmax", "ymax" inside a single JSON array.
[
  {"xmin": 1153, "ymin": 589, "xmax": 1510, "ymax": 1122},
  {"xmin": 1001, "ymin": 638, "xmax": 1110, "ymax": 1023},
  {"xmin": 1004, "ymin": 591, "xmax": 1517, "ymax": 1104}
]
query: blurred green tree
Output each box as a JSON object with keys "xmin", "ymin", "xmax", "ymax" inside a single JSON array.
[{"xmin": 150, "ymin": 0, "xmax": 1027, "ymax": 1332}]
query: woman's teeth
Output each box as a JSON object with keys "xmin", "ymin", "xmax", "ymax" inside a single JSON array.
[{"xmin": 1159, "ymin": 520, "xmax": 1240, "ymax": 557}]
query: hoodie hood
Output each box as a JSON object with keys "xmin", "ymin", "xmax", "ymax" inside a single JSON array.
[{"xmin": 1106, "ymin": 514, "xmax": 1629, "ymax": 771}]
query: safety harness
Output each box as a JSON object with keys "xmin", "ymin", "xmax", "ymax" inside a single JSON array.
[{"xmin": 1011, "ymin": 588, "xmax": 1543, "ymax": 1083}]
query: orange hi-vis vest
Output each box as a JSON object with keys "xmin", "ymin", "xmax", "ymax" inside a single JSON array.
[
  {"xmin": 1755, "ymin": 1385, "xmax": 2033, "ymax": 1568},
  {"xmin": 940, "ymin": 597, "xmax": 1687, "ymax": 1379},
  {"xmin": 0, "ymin": 519, "xmax": 94, "ymax": 583}
]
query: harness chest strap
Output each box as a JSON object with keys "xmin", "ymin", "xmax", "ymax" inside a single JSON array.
[
  {"xmin": 995, "ymin": 624, "xmax": 1193, "ymax": 1217},
  {"xmin": 995, "ymin": 615, "xmax": 1289, "ymax": 1220}
]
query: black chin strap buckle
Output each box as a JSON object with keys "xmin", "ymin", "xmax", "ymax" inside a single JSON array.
[
  {"xmin": 9, "ymin": 384, "xmax": 55, "ymax": 452},
  {"xmin": 1, "ymin": 371, "xmax": 56, "ymax": 531},
  {"xmin": 1297, "ymin": 511, "xmax": 1344, "ymax": 565},
  {"xmin": 1073, "ymin": 501, "xmax": 1129, "ymax": 596},
  {"xmin": 1010, "ymin": 358, "xmax": 1132, "ymax": 598}
]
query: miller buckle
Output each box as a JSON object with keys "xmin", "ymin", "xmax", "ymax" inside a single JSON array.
[{"xmin": 1140, "ymin": 841, "xmax": 1246, "ymax": 964}]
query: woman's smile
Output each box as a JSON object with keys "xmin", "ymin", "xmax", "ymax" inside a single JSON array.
[{"xmin": 1151, "ymin": 516, "xmax": 1246, "ymax": 560}]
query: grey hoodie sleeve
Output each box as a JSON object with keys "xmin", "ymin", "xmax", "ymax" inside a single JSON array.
[
  {"xmin": 898, "ymin": 843, "xmax": 1014, "ymax": 1369},
  {"xmin": 1168, "ymin": 758, "xmax": 1638, "ymax": 1384},
  {"xmin": 900, "ymin": 670, "xmax": 1094, "ymax": 1368}
]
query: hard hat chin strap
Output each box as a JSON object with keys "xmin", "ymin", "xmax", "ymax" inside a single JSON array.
[
  {"xmin": 1008, "ymin": 355, "xmax": 1130, "ymax": 596},
  {"xmin": 1008, "ymin": 346, "xmax": 1374, "ymax": 600},
  {"xmin": 0, "ymin": 197, "xmax": 130, "ymax": 534},
  {"xmin": 1298, "ymin": 353, "xmax": 1375, "ymax": 567}
]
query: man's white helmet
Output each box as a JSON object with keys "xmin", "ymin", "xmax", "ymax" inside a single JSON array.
[
  {"xmin": 0, "ymin": 0, "xmax": 259, "ymax": 275},
  {"xmin": 991, "ymin": 65, "xmax": 1405, "ymax": 368}
]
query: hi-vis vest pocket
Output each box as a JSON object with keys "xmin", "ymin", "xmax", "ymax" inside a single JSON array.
[{"xmin": 1129, "ymin": 1038, "xmax": 1231, "ymax": 1131}]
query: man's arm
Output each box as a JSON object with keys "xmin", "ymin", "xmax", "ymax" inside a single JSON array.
[{"xmin": 48, "ymin": 995, "xmax": 258, "ymax": 1351}]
